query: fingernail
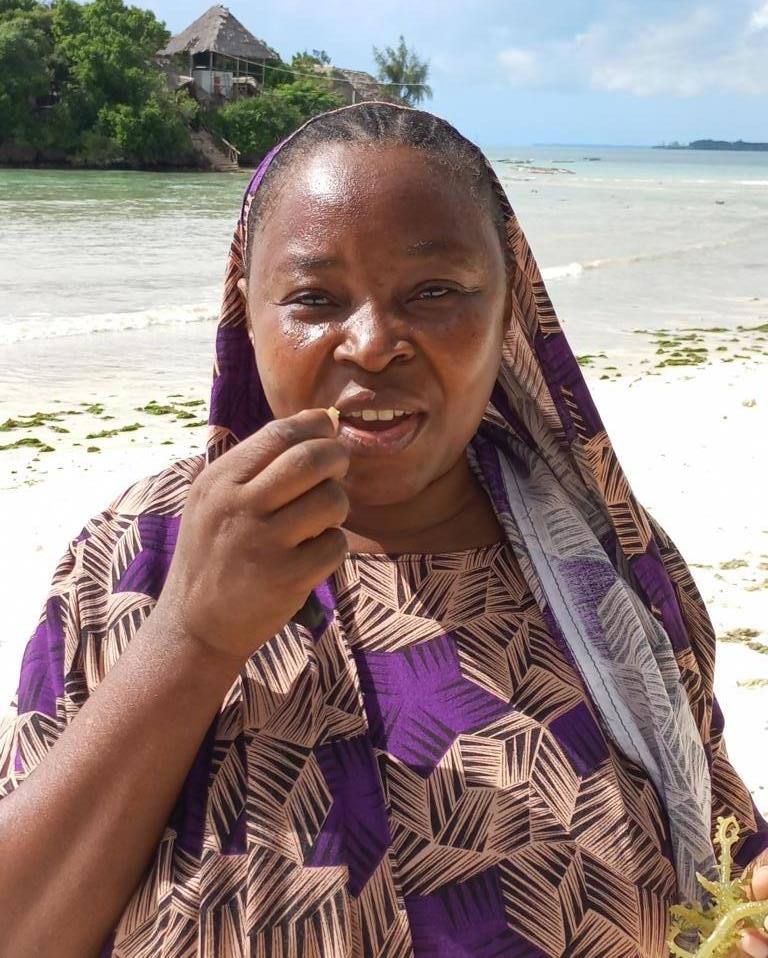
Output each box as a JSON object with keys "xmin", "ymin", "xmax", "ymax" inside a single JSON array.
[
  {"xmin": 326, "ymin": 406, "xmax": 340, "ymax": 433},
  {"xmin": 740, "ymin": 930, "xmax": 768, "ymax": 958}
]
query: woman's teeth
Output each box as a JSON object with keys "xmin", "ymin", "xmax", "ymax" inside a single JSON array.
[{"xmin": 345, "ymin": 409, "xmax": 408, "ymax": 422}]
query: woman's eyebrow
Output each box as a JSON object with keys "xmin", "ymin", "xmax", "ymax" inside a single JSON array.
[
  {"xmin": 278, "ymin": 251, "xmax": 341, "ymax": 272},
  {"xmin": 276, "ymin": 239, "xmax": 482, "ymax": 273},
  {"xmin": 404, "ymin": 238, "xmax": 483, "ymax": 264}
]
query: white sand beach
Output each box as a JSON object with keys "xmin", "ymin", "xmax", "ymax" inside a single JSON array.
[{"xmin": 1, "ymin": 351, "xmax": 766, "ymax": 814}]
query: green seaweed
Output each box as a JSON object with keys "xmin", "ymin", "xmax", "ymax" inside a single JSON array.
[
  {"xmin": 136, "ymin": 401, "xmax": 175, "ymax": 415},
  {"xmin": 680, "ymin": 326, "xmax": 728, "ymax": 333},
  {"xmin": 0, "ymin": 411, "xmax": 66, "ymax": 431},
  {"xmin": 85, "ymin": 422, "xmax": 143, "ymax": 440},
  {"xmin": 0, "ymin": 436, "xmax": 55, "ymax": 452},
  {"xmin": 719, "ymin": 628, "xmax": 768, "ymax": 656}
]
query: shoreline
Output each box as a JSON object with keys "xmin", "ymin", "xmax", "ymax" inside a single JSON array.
[
  {"xmin": 1, "ymin": 352, "xmax": 766, "ymax": 813},
  {"xmin": 0, "ymin": 160, "xmax": 240, "ymax": 174}
]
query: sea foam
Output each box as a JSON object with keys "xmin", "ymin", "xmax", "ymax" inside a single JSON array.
[{"xmin": 0, "ymin": 302, "xmax": 218, "ymax": 344}]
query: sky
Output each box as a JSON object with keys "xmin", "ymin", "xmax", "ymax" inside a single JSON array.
[{"xmin": 145, "ymin": 0, "xmax": 768, "ymax": 147}]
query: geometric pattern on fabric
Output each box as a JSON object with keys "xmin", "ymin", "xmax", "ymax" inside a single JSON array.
[{"xmin": 5, "ymin": 521, "xmax": 760, "ymax": 956}]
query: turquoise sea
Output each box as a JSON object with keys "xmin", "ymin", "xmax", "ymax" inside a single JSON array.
[{"xmin": 1, "ymin": 145, "xmax": 767, "ymax": 394}]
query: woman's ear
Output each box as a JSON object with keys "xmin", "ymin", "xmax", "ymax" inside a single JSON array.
[{"xmin": 237, "ymin": 277, "xmax": 254, "ymax": 346}]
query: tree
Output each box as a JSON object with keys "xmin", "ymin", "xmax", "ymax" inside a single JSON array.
[
  {"xmin": 0, "ymin": 5, "xmax": 52, "ymax": 141},
  {"xmin": 372, "ymin": 35, "xmax": 432, "ymax": 106},
  {"xmin": 213, "ymin": 79, "xmax": 343, "ymax": 163},
  {"xmin": 274, "ymin": 78, "xmax": 342, "ymax": 115},
  {"xmin": 291, "ymin": 48, "xmax": 331, "ymax": 72},
  {"xmin": 96, "ymin": 89, "xmax": 194, "ymax": 166},
  {"xmin": 51, "ymin": 0, "xmax": 170, "ymax": 130},
  {"xmin": 212, "ymin": 94, "xmax": 301, "ymax": 163}
]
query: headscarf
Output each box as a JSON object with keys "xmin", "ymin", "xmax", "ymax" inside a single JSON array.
[
  {"xmin": 203, "ymin": 102, "xmax": 757, "ymax": 907},
  {"xmin": 3, "ymin": 104, "xmax": 767, "ymax": 921}
]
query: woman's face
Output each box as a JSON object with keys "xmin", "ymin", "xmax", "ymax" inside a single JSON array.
[{"xmin": 241, "ymin": 142, "xmax": 510, "ymax": 507}]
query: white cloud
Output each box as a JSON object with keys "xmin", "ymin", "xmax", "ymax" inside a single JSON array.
[
  {"xmin": 747, "ymin": 0, "xmax": 768, "ymax": 30},
  {"xmin": 495, "ymin": 4, "xmax": 768, "ymax": 97},
  {"xmin": 496, "ymin": 47, "xmax": 540, "ymax": 85}
]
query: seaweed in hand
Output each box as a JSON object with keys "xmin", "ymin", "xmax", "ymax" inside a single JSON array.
[{"xmin": 667, "ymin": 816, "xmax": 768, "ymax": 957}]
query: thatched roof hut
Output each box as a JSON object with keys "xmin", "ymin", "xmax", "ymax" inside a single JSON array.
[{"xmin": 159, "ymin": 5, "xmax": 279, "ymax": 64}]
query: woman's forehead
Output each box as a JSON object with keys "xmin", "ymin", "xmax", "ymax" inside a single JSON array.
[{"xmin": 258, "ymin": 142, "xmax": 489, "ymax": 241}]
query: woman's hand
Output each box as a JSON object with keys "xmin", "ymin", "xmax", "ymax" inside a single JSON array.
[
  {"xmin": 154, "ymin": 408, "xmax": 350, "ymax": 663},
  {"xmin": 733, "ymin": 865, "xmax": 768, "ymax": 957}
]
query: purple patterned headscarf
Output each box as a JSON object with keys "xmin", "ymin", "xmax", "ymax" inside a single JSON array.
[{"xmin": 203, "ymin": 102, "xmax": 768, "ymax": 907}]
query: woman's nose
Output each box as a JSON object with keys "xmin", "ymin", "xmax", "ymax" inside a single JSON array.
[{"xmin": 333, "ymin": 302, "xmax": 415, "ymax": 372}]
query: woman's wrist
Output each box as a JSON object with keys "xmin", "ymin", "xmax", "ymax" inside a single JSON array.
[{"xmin": 141, "ymin": 600, "xmax": 250, "ymax": 685}]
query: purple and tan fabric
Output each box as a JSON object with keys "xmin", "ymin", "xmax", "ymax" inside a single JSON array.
[{"xmin": 2, "ymin": 102, "xmax": 767, "ymax": 956}]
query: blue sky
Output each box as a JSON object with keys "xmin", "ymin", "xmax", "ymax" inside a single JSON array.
[{"xmin": 146, "ymin": 0, "xmax": 768, "ymax": 147}]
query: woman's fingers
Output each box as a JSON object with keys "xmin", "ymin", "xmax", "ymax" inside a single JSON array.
[
  {"xmin": 739, "ymin": 927, "xmax": 768, "ymax": 957},
  {"xmin": 751, "ymin": 866, "xmax": 768, "ymax": 903},
  {"xmin": 246, "ymin": 437, "xmax": 349, "ymax": 513},
  {"xmin": 216, "ymin": 408, "xmax": 338, "ymax": 486},
  {"xmin": 270, "ymin": 478, "xmax": 350, "ymax": 546}
]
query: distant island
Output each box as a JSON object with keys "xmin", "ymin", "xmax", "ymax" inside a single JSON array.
[{"xmin": 654, "ymin": 139, "xmax": 768, "ymax": 152}]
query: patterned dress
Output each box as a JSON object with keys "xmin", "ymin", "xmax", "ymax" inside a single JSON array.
[
  {"xmin": 2, "ymin": 456, "xmax": 764, "ymax": 958},
  {"xmin": 326, "ymin": 542, "xmax": 677, "ymax": 958},
  {"xmin": 124, "ymin": 538, "xmax": 678, "ymax": 957}
]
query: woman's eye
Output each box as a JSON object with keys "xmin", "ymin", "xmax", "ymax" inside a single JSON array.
[
  {"xmin": 292, "ymin": 293, "xmax": 331, "ymax": 307},
  {"xmin": 417, "ymin": 286, "xmax": 452, "ymax": 300}
]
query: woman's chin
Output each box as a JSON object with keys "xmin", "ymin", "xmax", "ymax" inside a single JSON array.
[{"xmin": 342, "ymin": 468, "xmax": 424, "ymax": 509}]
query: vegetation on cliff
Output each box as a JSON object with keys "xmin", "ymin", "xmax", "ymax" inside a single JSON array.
[{"xmin": 0, "ymin": 0, "xmax": 431, "ymax": 169}]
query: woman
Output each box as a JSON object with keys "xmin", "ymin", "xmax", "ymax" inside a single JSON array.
[{"xmin": 0, "ymin": 102, "xmax": 767, "ymax": 958}]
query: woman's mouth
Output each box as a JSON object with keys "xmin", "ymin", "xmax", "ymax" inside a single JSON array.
[{"xmin": 337, "ymin": 409, "xmax": 423, "ymax": 456}]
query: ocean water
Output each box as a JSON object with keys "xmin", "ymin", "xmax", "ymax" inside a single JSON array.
[{"xmin": 1, "ymin": 145, "xmax": 767, "ymax": 394}]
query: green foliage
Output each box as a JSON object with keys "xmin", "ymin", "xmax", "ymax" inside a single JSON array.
[
  {"xmin": 95, "ymin": 89, "xmax": 193, "ymax": 165},
  {"xmin": 214, "ymin": 80, "xmax": 343, "ymax": 163},
  {"xmin": 372, "ymin": 34, "xmax": 432, "ymax": 105},
  {"xmin": 0, "ymin": 3, "xmax": 52, "ymax": 140},
  {"xmin": 273, "ymin": 78, "xmax": 342, "ymax": 116},
  {"xmin": 0, "ymin": 0, "xmax": 373, "ymax": 168},
  {"xmin": 290, "ymin": 48, "xmax": 331, "ymax": 75},
  {"xmin": 212, "ymin": 94, "xmax": 299, "ymax": 162},
  {"xmin": 0, "ymin": 0, "xmax": 201, "ymax": 166},
  {"xmin": 51, "ymin": 0, "xmax": 170, "ymax": 128}
]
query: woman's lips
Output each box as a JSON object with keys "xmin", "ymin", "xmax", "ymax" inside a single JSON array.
[{"xmin": 337, "ymin": 413, "xmax": 423, "ymax": 456}]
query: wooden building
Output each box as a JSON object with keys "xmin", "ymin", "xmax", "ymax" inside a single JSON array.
[{"xmin": 159, "ymin": 5, "xmax": 279, "ymax": 100}]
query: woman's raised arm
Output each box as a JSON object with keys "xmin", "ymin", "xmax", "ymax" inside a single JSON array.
[{"xmin": 0, "ymin": 408, "xmax": 350, "ymax": 957}]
